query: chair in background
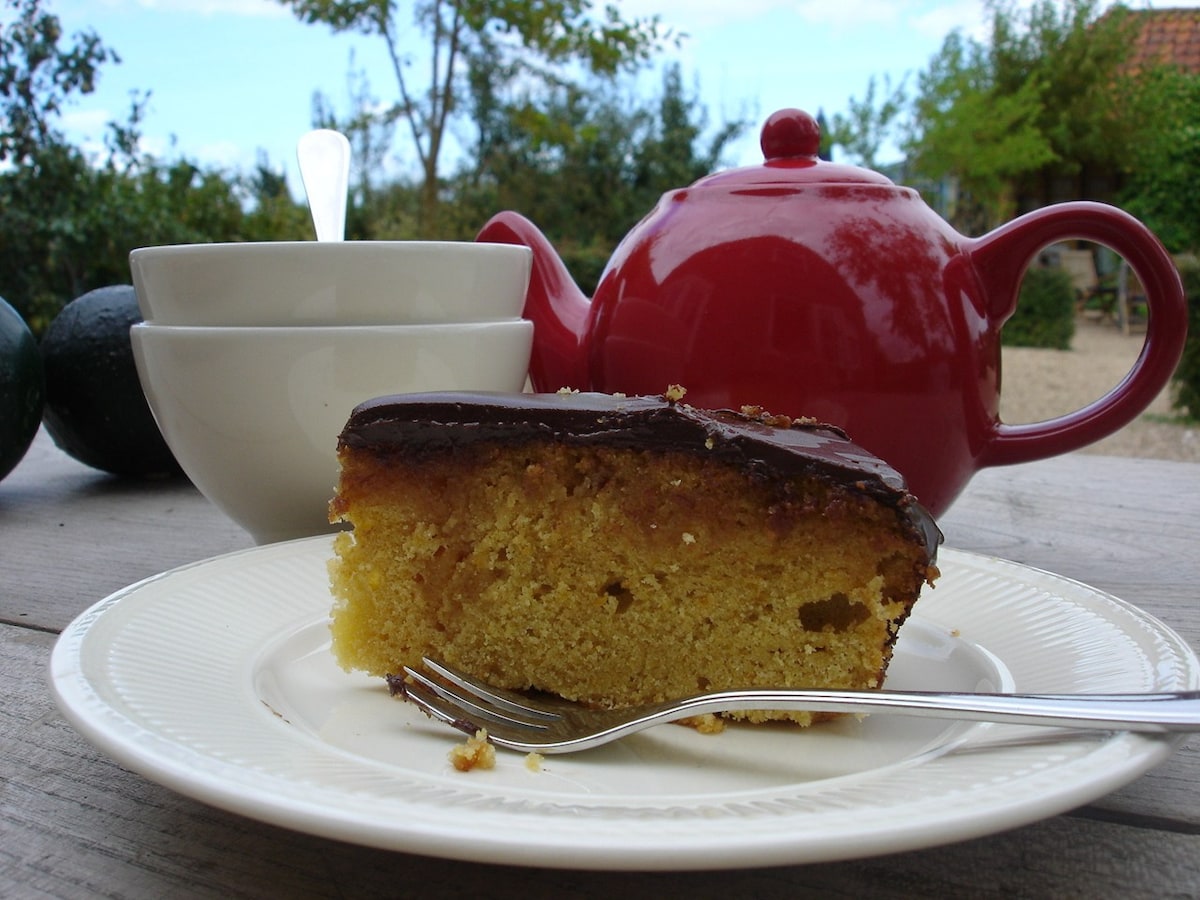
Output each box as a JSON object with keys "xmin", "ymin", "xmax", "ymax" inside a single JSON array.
[{"xmin": 1053, "ymin": 244, "xmax": 1117, "ymax": 321}]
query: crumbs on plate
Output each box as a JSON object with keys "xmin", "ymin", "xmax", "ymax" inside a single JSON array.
[
  {"xmin": 448, "ymin": 729, "xmax": 496, "ymax": 771},
  {"xmin": 447, "ymin": 729, "xmax": 546, "ymax": 774}
]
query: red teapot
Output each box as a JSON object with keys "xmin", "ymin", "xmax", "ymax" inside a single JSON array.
[{"xmin": 476, "ymin": 108, "xmax": 1187, "ymax": 516}]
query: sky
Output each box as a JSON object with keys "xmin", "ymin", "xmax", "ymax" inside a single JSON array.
[{"xmin": 26, "ymin": 0, "xmax": 1200, "ymax": 200}]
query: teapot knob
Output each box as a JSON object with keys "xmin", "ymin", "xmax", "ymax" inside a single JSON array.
[{"xmin": 760, "ymin": 108, "xmax": 821, "ymax": 161}]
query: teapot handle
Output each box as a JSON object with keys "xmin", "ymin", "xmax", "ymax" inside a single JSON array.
[{"xmin": 968, "ymin": 202, "xmax": 1188, "ymax": 469}]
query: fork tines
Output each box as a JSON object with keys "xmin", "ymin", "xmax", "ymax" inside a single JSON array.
[{"xmin": 397, "ymin": 658, "xmax": 558, "ymax": 745}]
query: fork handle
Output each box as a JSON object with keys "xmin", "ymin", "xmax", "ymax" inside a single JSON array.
[{"xmin": 659, "ymin": 689, "xmax": 1200, "ymax": 732}]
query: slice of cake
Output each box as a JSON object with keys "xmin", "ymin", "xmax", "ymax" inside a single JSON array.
[{"xmin": 328, "ymin": 390, "xmax": 940, "ymax": 727}]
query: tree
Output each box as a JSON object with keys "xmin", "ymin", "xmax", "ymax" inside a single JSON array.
[
  {"xmin": 631, "ymin": 65, "xmax": 743, "ymax": 197},
  {"xmin": 0, "ymin": 0, "xmax": 310, "ymax": 331},
  {"xmin": 1119, "ymin": 63, "xmax": 1200, "ymax": 254},
  {"xmin": 277, "ymin": 0, "xmax": 669, "ymax": 236},
  {"xmin": 906, "ymin": 27, "xmax": 1054, "ymax": 231},
  {"xmin": 0, "ymin": 0, "xmax": 115, "ymax": 165},
  {"xmin": 311, "ymin": 52, "xmax": 399, "ymax": 236},
  {"xmin": 447, "ymin": 63, "xmax": 746, "ymax": 292},
  {"xmin": 1114, "ymin": 40, "xmax": 1200, "ymax": 424},
  {"xmin": 827, "ymin": 73, "xmax": 907, "ymax": 169},
  {"xmin": 1, "ymin": 0, "xmax": 124, "ymax": 326},
  {"xmin": 903, "ymin": 0, "xmax": 1135, "ymax": 232}
]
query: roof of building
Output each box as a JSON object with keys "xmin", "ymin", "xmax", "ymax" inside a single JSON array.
[{"xmin": 1126, "ymin": 8, "xmax": 1200, "ymax": 74}]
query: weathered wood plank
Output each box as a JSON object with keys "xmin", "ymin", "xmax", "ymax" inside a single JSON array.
[
  {"xmin": 943, "ymin": 454, "xmax": 1200, "ymax": 648},
  {"xmin": 0, "ymin": 431, "xmax": 251, "ymax": 633}
]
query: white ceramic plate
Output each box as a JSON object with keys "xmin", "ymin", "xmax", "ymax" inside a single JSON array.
[{"xmin": 50, "ymin": 540, "xmax": 1199, "ymax": 870}]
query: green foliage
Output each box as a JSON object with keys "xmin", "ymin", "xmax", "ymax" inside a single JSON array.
[
  {"xmin": 311, "ymin": 60, "xmax": 399, "ymax": 235},
  {"xmin": 1172, "ymin": 260, "xmax": 1200, "ymax": 421},
  {"xmin": 1002, "ymin": 265, "xmax": 1076, "ymax": 349},
  {"xmin": 904, "ymin": 0, "xmax": 1134, "ymax": 232},
  {"xmin": 827, "ymin": 73, "xmax": 908, "ymax": 169},
  {"xmin": 276, "ymin": 0, "xmax": 671, "ymax": 235},
  {"xmin": 0, "ymin": 0, "xmax": 117, "ymax": 164},
  {"xmin": 907, "ymin": 29, "xmax": 1055, "ymax": 228},
  {"xmin": 989, "ymin": 0, "xmax": 1132, "ymax": 166},
  {"xmin": 0, "ymin": 0, "xmax": 311, "ymax": 334},
  {"xmin": 0, "ymin": 0, "xmax": 734, "ymax": 331},
  {"xmin": 0, "ymin": 145, "xmax": 312, "ymax": 333},
  {"xmin": 447, "ymin": 62, "xmax": 746, "ymax": 292},
  {"xmin": 0, "ymin": 115, "xmax": 312, "ymax": 331},
  {"xmin": 1119, "ymin": 65, "xmax": 1200, "ymax": 255}
]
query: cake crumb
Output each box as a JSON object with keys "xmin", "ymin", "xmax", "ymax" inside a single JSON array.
[
  {"xmin": 448, "ymin": 729, "xmax": 496, "ymax": 771},
  {"xmin": 679, "ymin": 713, "xmax": 726, "ymax": 734},
  {"xmin": 664, "ymin": 384, "xmax": 687, "ymax": 403},
  {"xmin": 682, "ymin": 532, "xmax": 696, "ymax": 544},
  {"xmin": 524, "ymin": 752, "xmax": 544, "ymax": 772}
]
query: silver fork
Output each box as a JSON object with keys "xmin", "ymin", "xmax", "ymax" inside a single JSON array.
[{"xmin": 393, "ymin": 657, "xmax": 1200, "ymax": 754}]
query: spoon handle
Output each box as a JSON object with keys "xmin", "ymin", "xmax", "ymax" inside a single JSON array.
[{"xmin": 297, "ymin": 129, "xmax": 351, "ymax": 242}]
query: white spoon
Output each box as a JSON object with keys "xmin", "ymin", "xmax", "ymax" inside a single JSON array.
[{"xmin": 296, "ymin": 129, "xmax": 351, "ymax": 242}]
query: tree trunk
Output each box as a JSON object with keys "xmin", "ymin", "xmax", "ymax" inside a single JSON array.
[{"xmin": 418, "ymin": 162, "xmax": 439, "ymax": 238}]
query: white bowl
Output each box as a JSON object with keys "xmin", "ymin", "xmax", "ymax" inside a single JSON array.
[
  {"xmin": 129, "ymin": 241, "xmax": 532, "ymax": 326},
  {"xmin": 132, "ymin": 321, "xmax": 533, "ymax": 544}
]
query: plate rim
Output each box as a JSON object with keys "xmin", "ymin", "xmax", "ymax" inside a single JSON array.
[{"xmin": 49, "ymin": 538, "xmax": 1200, "ymax": 870}]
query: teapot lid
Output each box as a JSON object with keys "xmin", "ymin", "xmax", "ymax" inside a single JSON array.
[{"xmin": 694, "ymin": 108, "xmax": 895, "ymax": 188}]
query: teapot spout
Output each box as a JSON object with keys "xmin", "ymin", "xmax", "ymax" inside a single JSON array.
[{"xmin": 476, "ymin": 211, "xmax": 592, "ymax": 392}]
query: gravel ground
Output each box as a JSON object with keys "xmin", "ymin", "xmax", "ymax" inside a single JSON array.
[{"xmin": 999, "ymin": 317, "xmax": 1198, "ymax": 462}]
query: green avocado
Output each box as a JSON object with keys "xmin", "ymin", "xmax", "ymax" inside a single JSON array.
[
  {"xmin": 40, "ymin": 285, "xmax": 181, "ymax": 477},
  {"xmin": 0, "ymin": 296, "xmax": 45, "ymax": 482}
]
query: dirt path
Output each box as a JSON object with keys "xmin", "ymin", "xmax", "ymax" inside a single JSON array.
[{"xmin": 999, "ymin": 317, "xmax": 1198, "ymax": 462}]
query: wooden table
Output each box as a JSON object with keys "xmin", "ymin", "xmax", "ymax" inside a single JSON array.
[{"xmin": 3, "ymin": 429, "xmax": 1198, "ymax": 898}]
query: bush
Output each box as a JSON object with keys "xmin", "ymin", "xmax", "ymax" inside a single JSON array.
[
  {"xmin": 1002, "ymin": 265, "xmax": 1076, "ymax": 349},
  {"xmin": 1173, "ymin": 260, "xmax": 1200, "ymax": 421}
]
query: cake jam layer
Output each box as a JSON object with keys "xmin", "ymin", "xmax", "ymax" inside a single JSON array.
[{"xmin": 336, "ymin": 390, "xmax": 941, "ymax": 561}]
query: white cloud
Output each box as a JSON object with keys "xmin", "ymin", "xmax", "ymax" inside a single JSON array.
[
  {"xmin": 910, "ymin": 2, "xmax": 987, "ymax": 41},
  {"xmin": 135, "ymin": 133, "xmax": 175, "ymax": 159},
  {"xmin": 192, "ymin": 137, "xmax": 256, "ymax": 168},
  {"xmin": 907, "ymin": 0, "xmax": 1200, "ymax": 46},
  {"xmin": 791, "ymin": 0, "xmax": 905, "ymax": 29},
  {"xmin": 114, "ymin": 0, "xmax": 288, "ymax": 16},
  {"xmin": 617, "ymin": 0, "xmax": 794, "ymax": 32},
  {"xmin": 61, "ymin": 108, "xmax": 114, "ymax": 136},
  {"xmin": 619, "ymin": 0, "xmax": 977, "ymax": 36}
]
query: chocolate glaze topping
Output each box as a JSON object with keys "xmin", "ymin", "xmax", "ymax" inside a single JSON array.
[{"xmin": 339, "ymin": 391, "xmax": 941, "ymax": 561}]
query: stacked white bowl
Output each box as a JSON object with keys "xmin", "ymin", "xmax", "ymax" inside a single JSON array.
[{"xmin": 130, "ymin": 241, "xmax": 533, "ymax": 545}]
